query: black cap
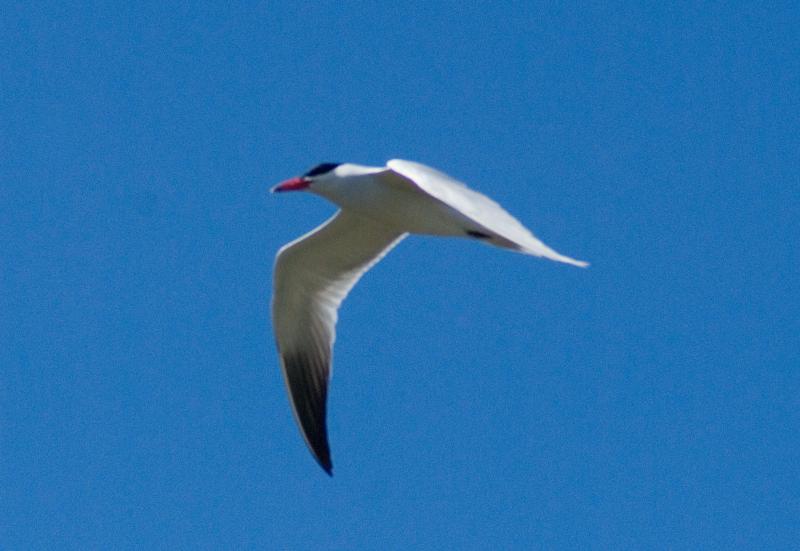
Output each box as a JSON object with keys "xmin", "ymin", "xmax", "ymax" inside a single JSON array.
[{"xmin": 304, "ymin": 163, "xmax": 341, "ymax": 178}]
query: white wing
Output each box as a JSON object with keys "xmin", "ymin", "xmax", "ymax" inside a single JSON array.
[
  {"xmin": 386, "ymin": 159, "xmax": 588, "ymax": 267},
  {"xmin": 272, "ymin": 210, "xmax": 405, "ymax": 474}
]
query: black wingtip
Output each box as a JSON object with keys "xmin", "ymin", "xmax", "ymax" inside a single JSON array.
[
  {"xmin": 311, "ymin": 441, "xmax": 333, "ymax": 476},
  {"xmin": 307, "ymin": 427, "xmax": 333, "ymax": 476},
  {"xmin": 466, "ymin": 229, "xmax": 492, "ymax": 239},
  {"xmin": 282, "ymin": 352, "xmax": 335, "ymax": 476},
  {"xmin": 314, "ymin": 446, "xmax": 333, "ymax": 476}
]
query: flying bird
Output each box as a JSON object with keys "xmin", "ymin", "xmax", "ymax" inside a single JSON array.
[{"xmin": 271, "ymin": 159, "xmax": 587, "ymax": 474}]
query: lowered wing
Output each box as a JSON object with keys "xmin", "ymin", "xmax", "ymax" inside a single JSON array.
[{"xmin": 272, "ymin": 210, "xmax": 405, "ymax": 474}]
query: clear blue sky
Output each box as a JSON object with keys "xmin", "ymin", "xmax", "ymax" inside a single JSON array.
[{"xmin": 2, "ymin": 2, "xmax": 798, "ymax": 549}]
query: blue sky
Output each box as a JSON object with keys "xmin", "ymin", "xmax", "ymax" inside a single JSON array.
[{"xmin": 2, "ymin": 2, "xmax": 798, "ymax": 549}]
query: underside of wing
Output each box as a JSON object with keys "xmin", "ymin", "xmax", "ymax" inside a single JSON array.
[
  {"xmin": 272, "ymin": 210, "xmax": 405, "ymax": 474},
  {"xmin": 387, "ymin": 159, "xmax": 588, "ymax": 267}
]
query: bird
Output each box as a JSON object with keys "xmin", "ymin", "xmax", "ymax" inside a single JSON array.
[{"xmin": 271, "ymin": 159, "xmax": 587, "ymax": 475}]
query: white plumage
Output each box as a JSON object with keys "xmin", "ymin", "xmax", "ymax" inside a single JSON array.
[{"xmin": 271, "ymin": 160, "xmax": 587, "ymax": 474}]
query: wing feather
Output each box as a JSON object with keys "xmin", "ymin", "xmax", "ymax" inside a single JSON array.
[
  {"xmin": 386, "ymin": 159, "xmax": 588, "ymax": 267},
  {"xmin": 272, "ymin": 210, "xmax": 405, "ymax": 474}
]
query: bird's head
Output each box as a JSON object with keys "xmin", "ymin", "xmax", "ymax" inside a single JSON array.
[{"xmin": 272, "ymin": 163, "xmax": 342, "ymax": 194}]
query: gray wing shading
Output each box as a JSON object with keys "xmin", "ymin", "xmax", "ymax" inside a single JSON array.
[
  {"xmin": 386, "ymin": 159, "xmax": 588, "ymax": 267},
  {"xmin": 272, "ymin": 210, "xmax": 406, "ymax": 474}
]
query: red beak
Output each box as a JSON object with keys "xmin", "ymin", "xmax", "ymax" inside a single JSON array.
[{"xmin": 272, "ymin": 176, "xmax": 311, "ymax": 193}]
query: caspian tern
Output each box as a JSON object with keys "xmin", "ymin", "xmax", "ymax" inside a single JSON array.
[{"xmin": 272, "ymin": 159, "xmax": 587, "ymax": 474}]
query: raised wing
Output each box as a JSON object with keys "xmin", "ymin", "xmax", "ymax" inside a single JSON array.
[
  {"xmin": 387, "ymin": 159, "xmax": 588, "ymax": 267},
  {"xmin": 272, "ymin": 210, "xmax": 405, "ymax": 474}
]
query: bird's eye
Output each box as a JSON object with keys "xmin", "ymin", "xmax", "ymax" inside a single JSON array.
[{"xmin": 304, "ymin": 163, "xmax": 341, "ymax": 178}]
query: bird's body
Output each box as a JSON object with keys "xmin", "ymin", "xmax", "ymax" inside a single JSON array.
[
  {"xmin": 271, "ymin": 160, "xmax": 587, "ymax": 474},
  {"xmin": 305, "ymin": 163, "xmax": 474, "ymax": 237}
]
